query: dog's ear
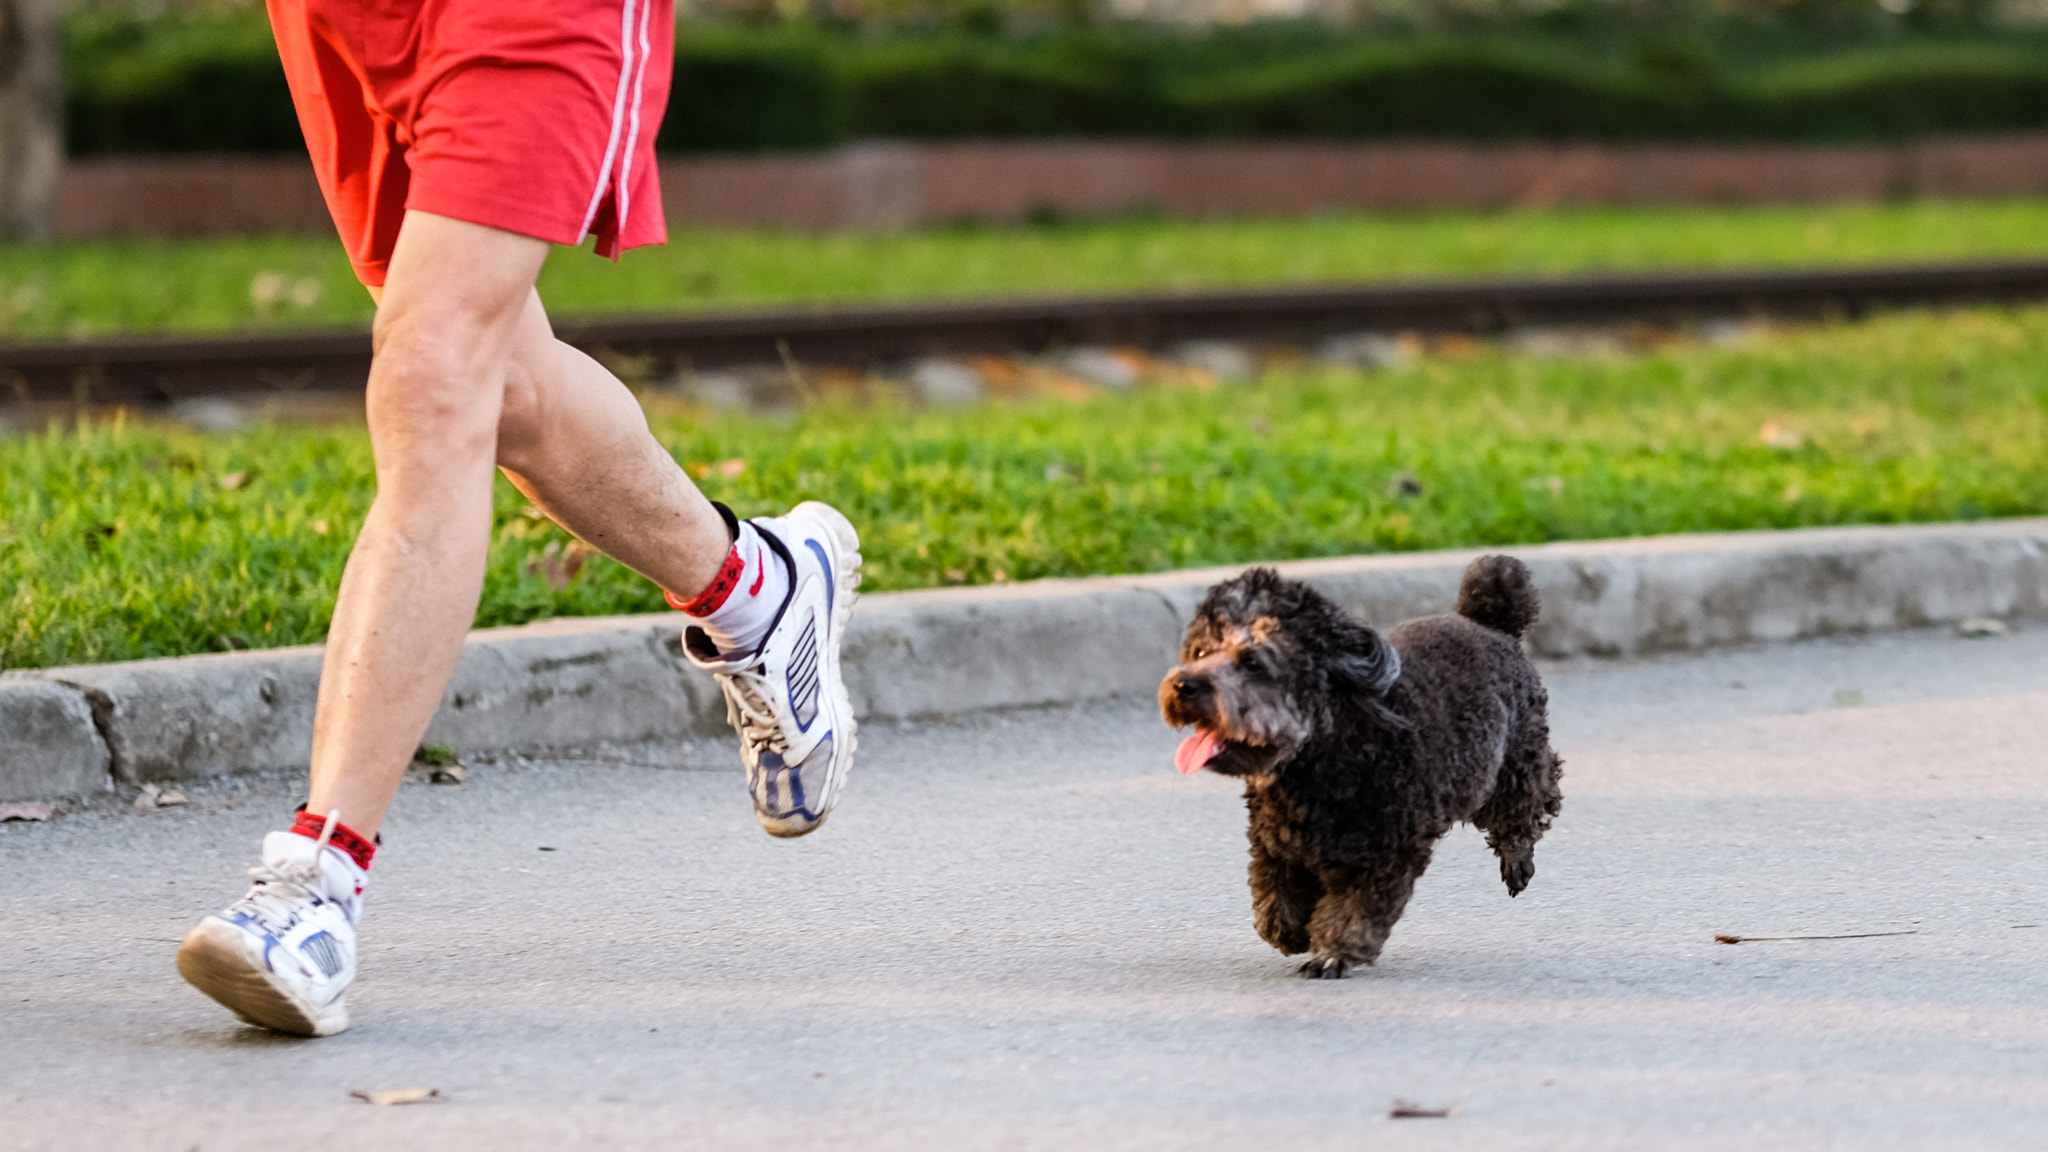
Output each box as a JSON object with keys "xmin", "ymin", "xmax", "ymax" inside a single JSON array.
[
  {"xmin": 1331, "ymin": 628, "xmax": 1407, "ymax": 729},
  {"xmin": 1331, "ymin": 628, "xmax": 1402, "ymax": 697}
]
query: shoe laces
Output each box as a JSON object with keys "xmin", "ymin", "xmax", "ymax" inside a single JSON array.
[
  {"xmin": 229, "ymin": 855, "xmax": 327, "ymax": 935},
  {"xmin": 721, "ymin": 670, "xmax": 789, "ymax": 757},
  {"xmin": 228, "ymin": 811, "xmax": 343, "ymax": 934}
]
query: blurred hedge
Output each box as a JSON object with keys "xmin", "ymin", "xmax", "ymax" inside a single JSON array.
[
  {"xmin": 66, "ymin": 11, "xmax": 301, "ymax": 154},
  {"xmin": 62, "ymin": 11, "xmax": 2048, "ymax": 156}
]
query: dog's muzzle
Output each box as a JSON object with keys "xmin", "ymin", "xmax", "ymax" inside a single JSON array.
[
  {"xmin": 1159, "ymin": 667, "xmax": 1283, "ymax": 777},
  {"xmin": 1159, "ymin": 668, "xmax": 1213, "ymax": 728}
]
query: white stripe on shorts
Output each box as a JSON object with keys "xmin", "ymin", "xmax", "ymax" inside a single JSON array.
[
  {"xmin": 615, "ymin": 0, "xmax": 655, "ymax": 230},
  {"xmin": 577, "ymin": 0, "xmax": 643, "ymax": 243}
]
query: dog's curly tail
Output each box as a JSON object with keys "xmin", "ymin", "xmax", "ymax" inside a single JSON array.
[{"xmin": 1456, "ymin": 554, "xmax": 1540, "ymax": 639}]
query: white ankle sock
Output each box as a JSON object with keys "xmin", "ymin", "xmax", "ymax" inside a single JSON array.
[
  {"xmin": 674, "ymin": 521, "xmax": 790, "ymax": 657},
  {"xmin": 262, "ymin": 830, "xmax": 367, "ymax": 925}
]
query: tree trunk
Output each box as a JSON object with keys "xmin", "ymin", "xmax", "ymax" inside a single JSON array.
[{"xmin": 0, "ymin": 0, "xmax": 62, "ymax": 243}]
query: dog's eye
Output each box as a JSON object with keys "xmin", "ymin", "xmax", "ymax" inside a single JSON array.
[
  {"xmin": 1188, "ymin": 644, "xmax": 1208, "ymax": 659},
  {"xmin": 1235, "ymin": 649, "xmax": 1268, "ymax": 676}
]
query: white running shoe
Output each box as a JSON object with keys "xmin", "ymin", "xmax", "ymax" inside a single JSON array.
[
  {"xmin": 683, "ymin": 501, "xmax": 862, "ymax": 838},
  {"xmin": 176, "ymin": 828, "xmax": 364, "ymax": 1037}
]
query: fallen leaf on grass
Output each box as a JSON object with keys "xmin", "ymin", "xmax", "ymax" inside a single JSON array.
[
  {"xmin": 218, "ymin": 471, "xmax": 250, "ymax": 491},
  {"xmin": 965, "ymin": 356, "xmax": 1030, "ymax": 399},
  {"xmin": 134, "ymin": 783, "xmax": 188, "ymax": 811},
  {"xmin": 1759, "ymin": 422, "xmax": 1805, "ymax": 450},
  {"xmin": 685, "ymin": 458, "xmax": 747, "ymax": 480},
  {"xmin": 526, "ymin": 540, "xmax": 594, "ymax": 590},
  {"xmin": 1715, "ymin": 930, "xmax": 1917, "ymax": 944},
  {"xmin": 1390, "ymin": 1098, "xmax": 1457, "ymax": 1119},
  {"xmin": 350, "ymin": 1088, "xmax": 442, "ymax": 1106},
  {"xmin": 1024, "ymin": 368, "xmax": 1100, "ymax": 404},
  {"xmin": 1427, "ymin": 333, "xmax": 1487, "ymax": 361},
  {"xmin": 0, "ymin": 802, "xmax": 55, "ymax": 822}
]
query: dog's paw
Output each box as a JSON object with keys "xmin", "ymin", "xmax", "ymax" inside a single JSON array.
[
  {"xmin": 1500, "ymin": 850, "xmax": 1535, "ymax": 897},
  {"xmin": 1297, "ymin": 956, "xmax": 1352, "ymax": 980}
]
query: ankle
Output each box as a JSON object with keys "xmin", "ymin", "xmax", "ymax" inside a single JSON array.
[
  {"xmin": 667, "ymin": 520, "xmax": 792, "ymax": 657},
  {"xmin": 290, "ymin": 809, "xmax": 379, "ymax": 872}
]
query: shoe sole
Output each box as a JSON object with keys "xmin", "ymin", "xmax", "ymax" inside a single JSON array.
[
  {"xmin": 768, "ymin": 500, "xmax": 862, "ymax": 838},
  {"xmin": 176, "ymin": 920, "xmax": 348, "ymax": 1037}
]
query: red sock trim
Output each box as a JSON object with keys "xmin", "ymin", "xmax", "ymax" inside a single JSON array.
[
  {"xmin": 667, "ymin": 544, "xmax": 747, "ymax": 616},
  {"xmin": 290, "ymin": 810, "xmax": 377, "ymax": 871}
]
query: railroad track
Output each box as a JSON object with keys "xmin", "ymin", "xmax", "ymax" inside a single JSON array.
[{"xmin": 9, "ymin": 259, "xmax": 2048, "ymax": 403}]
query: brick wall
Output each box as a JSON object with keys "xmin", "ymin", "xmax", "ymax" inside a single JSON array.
[
  {"xmin": 55, "ymin": 156, "xmax": 335, "ymax": 238},
  {"xmin": 52, "ymin": 132, "xmax": 2048, "ymax": 239}
]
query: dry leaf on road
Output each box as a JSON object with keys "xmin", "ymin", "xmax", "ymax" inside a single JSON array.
[
  {"xmin": 1715, "ymin": 930, "xmax": 1916, "ymax": 944},
  {"xmin": 1390, "ymin": 1098, "xmax": 1457, "ymax": 1119},
  {"xmin": 134, "ymin": 784, "xmax": 188, "ymax": 811},
  {"xmin": 350, "ymin": 1088, "xmax": 442, "ymax": 1106}
]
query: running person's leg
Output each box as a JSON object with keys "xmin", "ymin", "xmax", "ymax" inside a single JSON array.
[
  {"xmin": 180, "ymin": 209, "xmax": 860, "ymax": 1035},
  {"xmin": 300, "ymin": 213, "xmax": 732, "ymax": 838},
  {"xmin": 307, "ymin": 214, "xmax": 860, "ymax": 839},
  {"xmin": 490, "ymin": 262, "xmax": 863, "ymax": 840},
  {"xmin": 177, "ymin": 214, "xmax": 571, "ymax": 1036},
  {"xmin": 179, "ymin": 0, "xmax": 863, "ymax": 1036}
]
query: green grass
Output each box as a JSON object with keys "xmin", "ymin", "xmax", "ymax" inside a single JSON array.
[
  {"xmin": 15, "ymin": 198, "xmax": 2048, "ymax": 338},
  {"xmin": 5, "ymin": 302, "xmax": 2046, "ymax": 669}
]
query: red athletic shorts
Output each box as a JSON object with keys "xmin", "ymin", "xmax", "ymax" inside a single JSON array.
[{"xmin": 267, "ymin": 0, "xmax": 672, "ymax": 286}]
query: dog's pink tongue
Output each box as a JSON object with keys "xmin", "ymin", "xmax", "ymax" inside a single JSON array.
[{"xmin": 1175, "ymin": 730, "xmax": 1224, "ymax": 775}]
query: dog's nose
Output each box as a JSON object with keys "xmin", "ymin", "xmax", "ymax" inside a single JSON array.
[{"xmin": 1173, "ymin": 674, "xmax": 1208, "ymax": 699}]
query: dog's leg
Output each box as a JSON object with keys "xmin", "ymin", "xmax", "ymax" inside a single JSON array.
[
  {"xmin": 1250, "ymin": 848, "xmax": 1320, "ymax": 955},
  {"xmin": 1473, "ymin": 729, "xmax": 1564, "ymax": 897},
  {"xmin": 1298, "ymin": 856, "xmax": 1427, "ymax": 979}
]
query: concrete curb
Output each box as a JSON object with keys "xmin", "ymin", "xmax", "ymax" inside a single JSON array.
[{"xmin": 5, "ymin": 518, "xmax": 2045, "ymax": 802}]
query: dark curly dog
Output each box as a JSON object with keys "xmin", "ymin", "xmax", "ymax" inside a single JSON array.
[{"xmin": 1160, "ymin": 556, "xmax": 1563, "ymax": 978}]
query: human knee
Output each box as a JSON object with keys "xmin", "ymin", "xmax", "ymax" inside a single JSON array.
[
  {"xmin": 368, "ymin": 349, "xmax": 498, "ymax": 440},
  {"xmin": 365, "ymin": 337, "xmax": 505, "ymax": 477},
  {"xmin": 494, "ymin": 342, "xmax": 554, "ymax": 451}
]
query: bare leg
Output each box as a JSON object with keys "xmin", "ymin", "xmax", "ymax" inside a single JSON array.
[
  {"xmin": 305, "ymin": 212, "xmax": 728, "ymax": 837},
  {"xmin": 493, "ymin": 291, "xmax": 729, "ymax": 588}
]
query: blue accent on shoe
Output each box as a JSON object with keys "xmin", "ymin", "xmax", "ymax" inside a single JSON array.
[
  {"xmin": 787, "ymin": 609, "xmax": 821, "ymax": 732},
  {"xmin": 784, "ymin": 751, "xmax": 809, "ymax": 814},
  {"xmin": 224, "ymin": 911, "xmax": 289, "ymax": 973},
  {"xmin": 300, "ymin": 931, "xmax": 346, "ymax": 978},
  {"xmin": 749, "ymin": 736, "xmax": 832, "ymax": 822},
  {"xmin": 805, "ymin": 538, "xmax": 834, "ymax": 617}
]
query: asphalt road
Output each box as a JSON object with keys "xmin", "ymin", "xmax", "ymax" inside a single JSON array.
[{"xmin": 4, "ymin": 625, "xmax": 2045, "ymax": 1151}]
